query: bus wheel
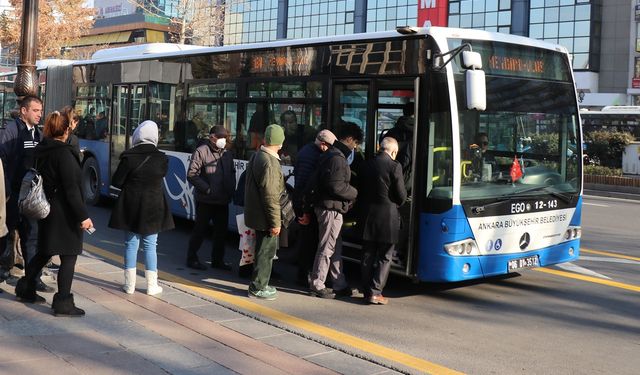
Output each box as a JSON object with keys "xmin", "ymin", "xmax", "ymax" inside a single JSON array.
[{"xmin": 82, "ymin": 157, "xmax": 101, "ymax": 205}]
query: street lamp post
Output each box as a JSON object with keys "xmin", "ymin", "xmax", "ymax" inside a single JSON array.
[{"xmin": 14, "ymin": 0, "xmax": 39, "ymax": 99}]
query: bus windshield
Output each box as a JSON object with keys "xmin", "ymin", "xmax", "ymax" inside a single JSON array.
[{"xmin": 450, "ymin": 41, "xmax": 581, "ymax": 201}]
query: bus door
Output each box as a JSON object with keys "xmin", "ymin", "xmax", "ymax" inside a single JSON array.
[
  {"xmin": 110, "ymin": 84, "xmax": 147, "ymax": 181},
  {"xmin": 331, "ymin": 79, "xmax": 419, "ymax": 274},
  {"xmin": 373, "ymin": 79, "xmax": 418, "ymax": 274},
  {"xmin": 330, "ymin": 80, "xmax": 372, "ymax": 259}
]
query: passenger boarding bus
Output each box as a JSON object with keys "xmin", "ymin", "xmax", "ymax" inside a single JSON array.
[{"xmin": 36, "ymin": 27, "xmax": 583, "ymax": 282}]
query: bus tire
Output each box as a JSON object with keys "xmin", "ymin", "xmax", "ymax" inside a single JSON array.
[{"xmin": 82, "ymin": 156, "xmax": 101, "ymax": 206}]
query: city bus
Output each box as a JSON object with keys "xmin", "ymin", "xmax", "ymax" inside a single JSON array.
[
  {"xmin": 23, "ymin": 27, "xmax": 583, "ymax": 282},
  {"xmin": 580, "ymin": 106, "xmax": 640, "ymax": 139}
]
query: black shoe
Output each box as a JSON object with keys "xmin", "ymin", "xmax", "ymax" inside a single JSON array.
[
  {"xmin": 211, "ymin": 261, "xmax": 232, "ymax": 271},
  {"xmin": 36, "ymin": 279, "xmax": 55, "ymax": 293},
  {"xmin": 334, "ymin": 287, "xmax": 356, "ymax": 298},
  {"xmin": 186, "ymin": 260, "xmax": 207, "ymax": 271},
  {"xmin": 15, "ymin": 277, "xmax": 46, "ymax": 304},
  {"xmin": 310, "ymin": 287, "xmax": 335, "ymax": 299},
  {"xmin": 52, "ymin": 293, "xmax": 85, "ymax": 317}
]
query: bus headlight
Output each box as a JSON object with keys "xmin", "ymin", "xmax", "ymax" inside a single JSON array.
[
  {"xmin": 444, "ymin": 239, "xmax": 479, "ymax": 256},
  {"xmin": 563, "ymin": 226, "xmax": 582, "ymax": 241}
]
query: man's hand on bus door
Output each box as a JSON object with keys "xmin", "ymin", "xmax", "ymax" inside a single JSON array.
[
  {"xmin": 298, "ymin": 213, "xmax": 311, "ymax": 226},
  {"xmin": 270, "ymin": 227, "xmax": 281, "ymax": 237}
]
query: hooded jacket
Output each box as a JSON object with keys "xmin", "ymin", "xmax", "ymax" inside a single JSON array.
[
  {"xmin": 34, "ymin": 138, "xmax": 88, "ymax": 255},
  {"xmin": 187, "ymin": 140, "xmax": 235, "ymax": 205},
  {"xmin": 310, "ymin": 147, "xmax": 357, "ymax": 214}
]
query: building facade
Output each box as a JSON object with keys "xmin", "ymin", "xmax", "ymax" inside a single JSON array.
[{"xmin": 224, "ymin": 0, "xmax": 640, "ymax": 108}]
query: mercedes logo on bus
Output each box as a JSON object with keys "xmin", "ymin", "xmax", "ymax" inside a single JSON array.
[{"xmin": 519, "ymin": 232, "xmax": 531, "ymax": 250}]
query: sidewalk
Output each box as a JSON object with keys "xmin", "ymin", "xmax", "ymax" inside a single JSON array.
[{"xmin": 0, "ymin": 252, "xmax": 399, "ymax": 375}]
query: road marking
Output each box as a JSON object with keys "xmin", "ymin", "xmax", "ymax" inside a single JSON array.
[
  {"xmin": 581, "ymin": 248, "xmax": 640, "ymax": 262},
  {"xmin": 83, "ymin": 243, "xmax": 462, "ymax": 375},
  {"xmin": 582, "ymin": 202, "xmax": 609, "ymax": 207},
  {"xmin": 555, "ymin": 262, "xmax": 611, "ymax": 279},
  {"xmin": 579, "ymin": 256, "xmax": 639, "ymax": 265},
  {"xmin": 534, "ymin": 268, "xmax": 640, "ymax": 293}
]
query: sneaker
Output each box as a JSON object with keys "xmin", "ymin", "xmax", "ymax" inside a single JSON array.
[
  {"xmin": 310, "ymin": 287, "xmax": 335, "ymax": 299},
  {"xmin": 248, "ymin": 287, "xmax": 278, "ymax": 300}
]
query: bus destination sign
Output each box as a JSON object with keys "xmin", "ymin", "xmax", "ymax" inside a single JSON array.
[{"xmin": 488, "ymin": 55, "xmax": 545, "ymax": 76}]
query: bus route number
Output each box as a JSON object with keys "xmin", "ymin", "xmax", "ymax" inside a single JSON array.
[{"xmin": 510, "ymin": 199, "xmax": 558, "ymax": 213}]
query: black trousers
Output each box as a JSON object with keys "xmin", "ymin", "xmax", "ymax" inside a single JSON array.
[
  {"xmin": 25, "ymin": 252, "xmax": 77, "ymax": 297},
  {"xmin": 187, "ymin": 201, "xmax": 228, "ymax": 264},
  {"xmin": 361, "ymin": 241, "xmax": 395, "ymax": 297},
  {"xmin": 295, "ymin": 213, "xmax": 319, "ymax": 281}
]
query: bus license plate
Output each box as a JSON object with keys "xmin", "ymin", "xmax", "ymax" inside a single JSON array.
[{"xmin": 508, "ymin": 255, "xmax": 539, "ymax": 271}]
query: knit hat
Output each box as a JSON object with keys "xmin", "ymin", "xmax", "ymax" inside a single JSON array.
[
  {"xmin": 316, "ymin": 129, "xmax": 336, "ymax": 145},
  {"xmin": 210, "ymin": 125, "xmax": 228, "ymax": 138},
  {"xmin": 264, "ymin": 124, "xmax": 285, "ymax": 146},
  {"xmin": 132, "ymin": 120, "xmax": 158, "ymax": 146}
]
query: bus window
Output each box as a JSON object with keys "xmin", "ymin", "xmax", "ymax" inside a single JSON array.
[
  {"xmin": 332, "ymin": 83, "xmax": 369, "ymax": 154},
  {"xmin": 149, "ymin": 83, "xmax": 176, "ymax": 150},
  {"xmin": 275, "ymin": 104, "xmax": 320, "ymax": 166},
  {"xmin": 75, "ymin": 85, "xmax": 111, "ymax": 141}
]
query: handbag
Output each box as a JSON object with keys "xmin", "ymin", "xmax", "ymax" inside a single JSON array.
[
  {"xmin": 279, "ymin": 184, "xmax": 295, "ymax": 228},
  {"xmin": 18, "ymin": 167, "xmax": 50, "ymax": 220}
]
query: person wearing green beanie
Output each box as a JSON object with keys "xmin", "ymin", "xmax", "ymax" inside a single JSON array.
[
  {"xmin": 244, "ymin": 124, "xmax": 286, "ymax": 300},
  {"xmin": 264, "ymin": 124, "xmax": 285, "ymax": 146}
]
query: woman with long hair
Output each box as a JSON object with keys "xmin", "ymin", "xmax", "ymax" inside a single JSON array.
[{"xmin": 15, "ymin": 111, "xmax": 94, "ymax": 316}]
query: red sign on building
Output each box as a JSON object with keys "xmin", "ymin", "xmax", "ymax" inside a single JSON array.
[{"xmin": 418, "ymin": 0, "xmax": 449, "ymax": 27}]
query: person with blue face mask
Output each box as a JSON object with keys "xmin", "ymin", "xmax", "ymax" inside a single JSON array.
[{"xmin": 185, "ymin": 125, "xmax": 236, "ymax": 271}]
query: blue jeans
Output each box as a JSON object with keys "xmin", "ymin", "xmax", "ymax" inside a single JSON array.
[{"xmin": 124, "ymin": 232, "xmax": 158, "ymax": 271}]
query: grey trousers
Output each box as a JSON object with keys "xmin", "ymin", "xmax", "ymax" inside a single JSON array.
[{"xmin": 310, "ymin": 208, "xmax": 347, "ymax": 292}]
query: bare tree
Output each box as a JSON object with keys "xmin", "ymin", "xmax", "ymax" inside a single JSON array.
[{"xmin": 127, "ymin": 0, "xmax": 232, "ymax": 46}]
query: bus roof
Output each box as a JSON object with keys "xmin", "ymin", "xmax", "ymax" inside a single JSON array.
[{"xmin": 72, "ymin": 27, "xmax": 569, "ymax": 66}]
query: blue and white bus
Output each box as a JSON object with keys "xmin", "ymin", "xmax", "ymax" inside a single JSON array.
[{"xmin": 6, "ymin": 27, "xmax": 583, "ymax": 282}]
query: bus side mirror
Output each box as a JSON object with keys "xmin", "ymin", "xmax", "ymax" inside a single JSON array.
[{"xmin": 463, "ymin": 51, "xmax": 486, "ymax": 111}]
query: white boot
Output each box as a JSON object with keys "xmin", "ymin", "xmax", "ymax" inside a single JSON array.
[
  {"xmin": 122, "ymin": 268, "xmax": 136, "ymax": 294},
  {"xmin": 145, "ymin": 270, "xmax": 163, "ymax": 296}
]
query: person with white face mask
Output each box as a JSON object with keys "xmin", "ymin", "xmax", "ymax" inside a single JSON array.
[{"xmin": 186, "ymin": 125, "xmax": 236, "ymax": 271}]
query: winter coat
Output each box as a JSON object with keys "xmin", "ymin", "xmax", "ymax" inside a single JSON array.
[
  {"xmin": 0, "ymin": 162, "xmax": 7, "ymax": 237},
  {"xmin": 0, "ymin": 117, "xmax": 41, "ymax": 193},
  {"xmin": 310, "ymin": 147, "xmax": 357, "ymax": 214},
  {"xmin": 34, "ymin": 138, "xmax": 89, "ymax": 256},
  {"xmin": 293, "ymin": 142, "xmax": 321, "ymax": 216},
  {"xmin": 359, "ymin": 152, "xmax": 407, "ymax": 244},
  {"xmin": 187, "ymin": 140, "xmax": 235, "ymax": 205},
  {"xmin": 244, "ymin": 148, "xmax": 285, "ymax": 231},
  {"xmin": 108, "ymin": 144, "xmax": 175, "ymax": 235}
]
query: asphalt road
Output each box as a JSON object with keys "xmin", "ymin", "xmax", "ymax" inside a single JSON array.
[{"xmin": 84, "ymin": 194, "xmax": 640, "ymax": 375}]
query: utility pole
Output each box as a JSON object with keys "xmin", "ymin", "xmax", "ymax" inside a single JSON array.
[{"xmin": 14, "ymin": 0, "xmax": 39, "ymax": 99}]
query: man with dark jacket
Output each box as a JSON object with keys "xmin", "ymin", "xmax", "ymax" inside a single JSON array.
[
  {"xmin": 292, "ymin": 129, "xmax": 337, "ymax": 286},
  {"xmin": 244, "ymin": 124, "xmax": 286, "ymax": 300},
  {"xmin": 186, "ymin": 125, "xmax": 235, "ymax": 270},
  {"xmin": 307, "ymin": 132, "xmax": 357, "ymax": 299},
  {"xmin": 359, "ymin": 137, "xmax": 407, "ymax": 305},
  {"xmin": 0, "ymin": 96, "xmax": 53, "ymax": 293}
]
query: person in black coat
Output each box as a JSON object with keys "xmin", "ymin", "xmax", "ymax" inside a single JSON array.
[
  {"xmin": 108, "ymin": 120, "xmax": 174, "ymax": 296},
  {"xmin": 359, "ymin": 137, "xmax": 407, "ymax": 305},
  {"xmin": 307, "ymin": 133, "xmax": 357, "ymax": 299},
  {"xmin": 15, "ymin": 111, "xmax": 95, "ymax": 316},
  {"xmin": 61, "ymin": 105, "xmax": 81, "ymax": 155}
]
